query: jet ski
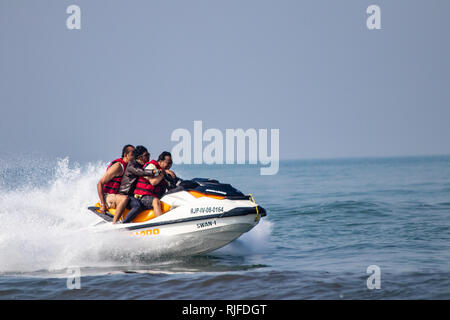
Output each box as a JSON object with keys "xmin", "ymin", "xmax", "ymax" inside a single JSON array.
[{"xmin": 87, "ymin": 178, "xmax": 267, "ymax": 255}]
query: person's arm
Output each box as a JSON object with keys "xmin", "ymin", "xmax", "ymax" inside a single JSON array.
[
  {"xmin": 97, "ymin": 162, "xmax": 123, "ymax": 213},
  {"xmin": 164, "ymin": 169, "xmax": 179, "ymax": 189},
  {"xmin": 165, "ymin": 169, "xmax": 176, "ymax": 179},
  {"xmin": 126, "ymin": 164, "xmax": 156, "ymax": 177},
  {"xmin": 148, "ymin": 170, "xmax": 166, "ymax": 186}
]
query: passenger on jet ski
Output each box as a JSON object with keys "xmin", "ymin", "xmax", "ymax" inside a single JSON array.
[
  {"xmin": 129, "ymin": 151, "xmax": 177, "ymax": 222},
  {"xmin": 112, "ymin": 145, "xmax": 156, "ymax": 224},
  {"xmin": 96, "ymin": 144, "xmax": 134, "ymax": 215},
  {"xmin": 156, "ymin": 151, "xmax": 179, "ymax": 190}
]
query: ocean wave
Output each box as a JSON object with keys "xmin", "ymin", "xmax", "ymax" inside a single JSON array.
[{"xmin": 2, "ymin": 269, "xmax": 449, "ymax": 299}]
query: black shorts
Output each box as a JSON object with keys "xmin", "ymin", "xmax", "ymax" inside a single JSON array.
[{"xmin": 140, "ymin": 195, "xmax": 155, "ymax": 210}]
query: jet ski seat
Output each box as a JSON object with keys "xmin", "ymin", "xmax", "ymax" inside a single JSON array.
[{"xmin": 93, "ymin": 201, "xmax": 172, "ymax": 223}]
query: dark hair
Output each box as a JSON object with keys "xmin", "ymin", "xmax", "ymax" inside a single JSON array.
[
  {"xmin": 133, "ymin": 145, "xmax": 149, "ymax": 159},
  {"xmin": 121, "ymin": 144, "xmax": 135, "ymax": 158},
  {"xmin": 158, "ymin": 151, "xmax": 172, "ymax": 162}
]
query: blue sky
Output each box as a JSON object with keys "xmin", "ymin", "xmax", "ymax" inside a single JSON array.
[{"xmin": 1, "ymin": 0, "xmax": 449, "ymax": 162}]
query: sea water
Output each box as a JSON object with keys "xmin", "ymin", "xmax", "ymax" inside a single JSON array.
[{"xmin": 0, "ymin": 155, "xmax": 449, "ymax": 299}]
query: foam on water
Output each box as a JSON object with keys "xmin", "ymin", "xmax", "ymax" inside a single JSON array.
[
  {"xmin": 217, "ymin": 219, "xmax": 274, "ymax": 255},
  {"xmin": 0, "ymin": 158, "xmax": 105, "ymax": 272}
]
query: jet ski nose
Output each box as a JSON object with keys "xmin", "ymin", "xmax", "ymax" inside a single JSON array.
[{"xmin": 258, "ymin": 206, "xmax": 267, "ymax": 217}]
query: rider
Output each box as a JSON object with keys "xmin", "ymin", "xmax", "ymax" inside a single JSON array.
[
  {"xmin": 114, "ymin": 146, "xmax": 155, "ymax": 224},
  {"xmin": 97, "ymin": 144, "xmax": 134, "ymax": 214},
  {"xmin": 130, "ymin": 152, "xmax": 176, "ymax": 221}
]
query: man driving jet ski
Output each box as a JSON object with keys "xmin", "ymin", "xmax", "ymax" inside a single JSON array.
[{"xmin": 129, "ymin": 151, "xmax": 178, "ymax": 222}]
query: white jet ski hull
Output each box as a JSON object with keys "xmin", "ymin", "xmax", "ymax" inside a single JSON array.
[{"xmin": 87, "ymin": 178, "xmax": 267, "ymax": 256}]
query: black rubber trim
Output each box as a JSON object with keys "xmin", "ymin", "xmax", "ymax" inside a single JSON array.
[{"xmin": 221, "ymin": 206, "xmax": 266, "ymax": 218}]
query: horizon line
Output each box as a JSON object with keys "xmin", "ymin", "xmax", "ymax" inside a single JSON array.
[{"xmin": 278, "ymin": 153, "xmax": 450, "ymax": 162}]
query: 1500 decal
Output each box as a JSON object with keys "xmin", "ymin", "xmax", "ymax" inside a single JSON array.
[{"xmin": 132, "ymin": 228, "xmax": 160, "ymax": 236}]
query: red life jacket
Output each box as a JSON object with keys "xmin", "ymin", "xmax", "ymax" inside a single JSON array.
[
  {"xmin": 102, "ymin": 158, "xmax": 127, "ymax": 194},
  {"xmin": 134, "ymin": 160, "xmax": 168, "ymax": 198}
]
